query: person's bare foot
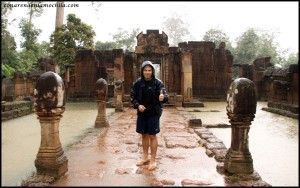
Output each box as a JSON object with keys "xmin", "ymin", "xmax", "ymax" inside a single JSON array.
[
  {"xmin": 136, "ymin": 156, "xmax": 150, "ymax": 166},
  {"xmin": 148, "ymin": 160, "xmax": 157, "ymax": 170}
]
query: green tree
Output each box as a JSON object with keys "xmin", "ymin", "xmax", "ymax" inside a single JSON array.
[
  {"xmin": 26, "ymin": 1, "xmax": 43, "ymax": 25},
  {"xmin": 203, "ymin": 28, "xmax": 234, "ymax": 51},
  {"xmin": 1, "ymin": 1, "xmax": 12, "ymax": 32},
  {"xmin": 234, "ymin": 28, "xmax": 293, "ymax": 67},
  {"xmin": 19, "ymin": 18, "xmax": 41, "ymax": 53},
  {"xmin": 36, "ymin": 41, "xmax": 51, "ymax": 58},
  {"xmin": 280, "ymin": 52, "xmax": 299, "ymax": 68},
  {"xmin": 95, "ymin": 41, "xmax": 118, "ymax": 51},
  {"xmin": 112, "ymin": 28, "xmax": 140, "ymax": 51},
  {"xmin": 162, "ymin": 14, "xmax": 190, "ymax": 46},
  {"xmin": 234, "ymin": 28, "xmax": 260, "ymax": 64},
  {"xmin": 50, "ymin": 14, "xmax": 95, "ymax": 71},
  {"xmin": 256, "ymin": 32, "xmax": 280, "ymax": 65},
  {"xmin": 16, "ymin": 49, "xmax": 38, "ymax": 73},
  {"xmin": 1, "ymin": 2, "xmax": 18, "ymax": 78}
]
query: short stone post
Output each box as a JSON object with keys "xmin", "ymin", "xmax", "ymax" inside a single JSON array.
[
  {"xmin": 34, "ymin": 71, "xmax": 68, "ymax": 178},
  {"xmin": 114, "ymin": 79, "xmax": 124, "ymax": 112},
  {"xmin": 224, "ymin": 78, "xmax": 257, "ymax": 174},
  {"xmin": 175, "ymin": 94, "xmax": 183, "ymax": 107},
  {"xmin": 95, "ymin": 78, "xmax": 109, "ymax": 127}
]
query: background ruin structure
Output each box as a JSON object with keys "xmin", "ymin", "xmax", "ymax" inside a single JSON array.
[
  {"xmin": 66, "ymin": 30, "xmax": 234, "ymax": 106},
  {"xmin": 2, "ymin": 29, "xmax": 298, "ymax": 119}
]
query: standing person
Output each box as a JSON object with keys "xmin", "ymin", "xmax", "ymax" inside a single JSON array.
[{"xmin": 130, "ymin": 61, "xmax": 168, "ymax": 170}]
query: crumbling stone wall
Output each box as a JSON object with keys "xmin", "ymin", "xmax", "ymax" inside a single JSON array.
[
  {"xmin": 2, "ymin": 78, "xmax": 14, "ymax": 101},
  {"xmin": 179, "ymin": 41, "xmax": 233, "ymax": 99},
  {"xmin": 38, "ymin": 58, "xmax": 59, "ymax": 73},
  {"xmin": 68, "ymin": 30, "xmax": 236, "ymax": 103},
  {"xmin": 14, "ymin": 72, "xmax": 35, "ymax": 100},
  {"xmin": 166, "ymin": 47, "xmax": 181, "ymax": 94},
  {"xmin": 252, "ymin": 57, "xmax": 273, "ymax": 100},
  {"xmin": 214, "ymin": 42, "xmax": 233, "ymax": 97},
  {"xmin": 264, "ymin": 64, "xmax": 298, "ymax": 114},
  {"xmin": 135, "ymin": 30, "xmax": 169, "ymax": 82},
  {"xmin": 124, "ymin": 52, "xmax": 135, "ymax": 95},
  {"xmin": 234, "ymin": 57, "xmax": 274, "ymax": 100},
  {"xmin": 73, "ymin": 50, "xmax": 98, "ymax": 98}
]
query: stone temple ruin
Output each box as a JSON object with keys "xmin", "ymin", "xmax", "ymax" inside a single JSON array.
[
  {"xmin": 65, "ymin": 30, "xmax": 234, "ymax": 106},
  {"xmin": 1, "ymin": 29, "xmax": 298, "ymax": 120}
]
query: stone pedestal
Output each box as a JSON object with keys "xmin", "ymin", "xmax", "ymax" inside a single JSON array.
[
  {"xmin": 114, "ymin": 80, "xmax": 124, "ymax": 112},
  {"xmin": 224, "ymin": 78, "xmax": 257, "ymax": 174},
  {"xmin": 35, "ymin": 109, "xmax": 68, "ymax": 178},
  {"xmin": 95, "ymin": 78, "xmax": 109, "ymax": 127},
  {"xmin": 175, "ymin": 94, "xmax": 183, "ymax": 107},
  {"xmin": 95, "ymin": 100, "xmax": 109, "ymax": 127},
  {"xmin": 34, "ymin": 71, "xmax": 68, "ymax": 178}
]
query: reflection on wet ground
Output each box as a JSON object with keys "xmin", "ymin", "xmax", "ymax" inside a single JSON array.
[
  {"xmin": 52, "ymin": 107, "xmax": 225, "ymax": 186},
  {"xmin": 2, "ymin": 101, "xmax": 298, "ymax": 186},
  {"xmin": 1, "ymin": 102, "xmax": 115, "ymax": 186},
  {"xmin": 189, "ymin": 101, "xmax": 298, "ymax": 186}
]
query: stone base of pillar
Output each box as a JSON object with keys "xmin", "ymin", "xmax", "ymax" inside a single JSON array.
[
  {"xmin": 224, "ymin": 149, "xmax": 253, "ymax": 174},
  {"xmin": 95, "ymin": 116, "xmax": 109, "ymax": 128},
  {"xmin": 175, "ymin": 95, "xmax": 183, "ymax": 107},
  {"xmin": 115, "ymin": 105, "xmax": 124, "ymax": 112},
  {"xmin": 35, "ymin": 149, "xmax": 68, "ymax": 178}
]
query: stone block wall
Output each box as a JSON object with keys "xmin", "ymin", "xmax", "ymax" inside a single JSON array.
[{"xmin": 1, "ymin": 101, "xmax": 34, "ymax": 121}]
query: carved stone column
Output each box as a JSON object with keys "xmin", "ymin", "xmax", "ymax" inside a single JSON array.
[
  {"xmin": 114, "ymin": 79, "xmax": 124, "ymax": 112},
  {"xmin": 95, "ymin": 78, "xmax": 109, "ymax": 127},
  {"xmin": 180, "ymin": 51, "xmax": 193, "ymax": 102},
  {"xmin": 34, "ymin": 71, "xmax": 68, "ymax": 178},
  {"xmin": 224, "ymin": 78, "xmax": 257, "ymax": 174}
]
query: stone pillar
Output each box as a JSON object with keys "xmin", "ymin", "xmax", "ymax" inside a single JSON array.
[
  {"xmin": 114, "ymin": 80, "xmax": 124, "ymax": 112},
  {"xmin": 34, "ymin": 71, "xmax": 68, "ymax": 178},
  {"xmin": 113, "ymin": 49, "xmax": 125, "ymax": 109},
  {"xmin": 175, "ymin": 94, "xmax": 183, "ymax": 107},
  {"xmin": 95, "ymin": 78, "xmax": 109, "ymax": 127},
  {"xmin": 55, "ymin": 1, "xmax": 64, "ymax": 29},
  {"xmin": 181, "ymin": 51, "xmax": 193, "ymax": 102},
  {"xmin": 224, "ymin": 78, "xmax": 257, "ymax": 174}
]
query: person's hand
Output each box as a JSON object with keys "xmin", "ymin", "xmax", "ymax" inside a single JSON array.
[
  {"xmin": 138, "ymin": 105, "xmax": 146, "ymax": 112},
  {"xmin": 159, "ymin": 89, "xmax": 164, "ymax": 102}
]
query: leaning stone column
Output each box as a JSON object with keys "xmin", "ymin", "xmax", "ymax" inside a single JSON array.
[
  {"xmin": 114, "ymin": 79, "xmax": 124, "ymax": 112},
  {"xmin": 224, "ymin": 78, "xmax": 257, "ymax": 174},
  {"xmin": 34, "ymin": 71, "xmax": 68, "ymax": 178},
  {"xmin": 95, "ymin": 78, "xmax": 109, "ymax": 127}
]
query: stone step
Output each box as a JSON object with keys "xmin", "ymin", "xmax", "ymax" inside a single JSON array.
[{"xmin": 182, "ymin": 101, "xmax": 204, "ymax": 107}]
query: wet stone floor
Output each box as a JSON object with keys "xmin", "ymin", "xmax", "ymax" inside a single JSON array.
[
  {"xmin": 51, "ymin": 108, "xmax": 225, "ymax": 186},
  {"xmin": 20, "ymin": 103, "xmax": 297, "ymax": 186}
]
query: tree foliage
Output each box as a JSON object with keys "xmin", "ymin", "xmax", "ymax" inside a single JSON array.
[
  {"xmin": 95, "ymin": 28, "xmax": 140, "ymax": 51},
  {"xmin": 280, "ymin": 52, "xmax": 299, "ymax": 68},
  {"xmin": 50, "ymin": 14, "xmax": 95, "ymax": 71},
  {"xmin": 112, "ymin": 28, "xmax": 140, "ymax": 51},
  {"xmin": 1, "ymin": 2, "xmax": 18, "ymax": 78},
  {"xmin": 27, "ymin": 1, "xmax": 43, "ymax": 25},
  {"xmin": 162, "ymin": 14, "xmax": 190, "ymax": 46},
  {"xmin": 202, "ymin": 28, "xmax": 233, "ymax": 51},
  {"xmin": 233, "ymin": 28, "xmax": 297, "ymax": 67},
  {"xmin": 19, "ymin": 18, "xmax": 41, "ymax": 53},
  {"xmin": 95, "ymin": 41, "xmax": 118, "ymax": 51},
  {"xmin": 234, "ymin": 28, "xmax": 260, "ymax": 64}
]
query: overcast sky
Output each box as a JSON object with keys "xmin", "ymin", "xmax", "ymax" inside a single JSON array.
[{"xmin": 6, "ymin": 1, "xmax": 299, "ymax": 54}]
